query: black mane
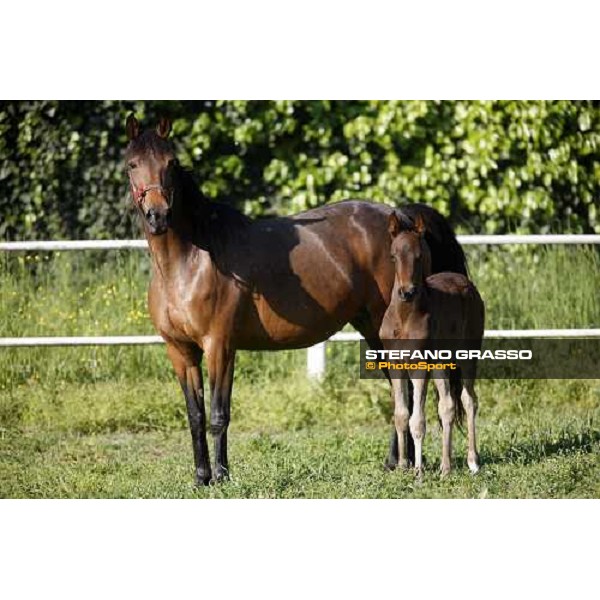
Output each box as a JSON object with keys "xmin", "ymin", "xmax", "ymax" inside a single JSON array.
[{"xmin": 174, "ymin": 164, "xmax": 252, "ymax": 267}]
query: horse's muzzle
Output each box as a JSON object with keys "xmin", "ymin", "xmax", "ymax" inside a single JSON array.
[{"xmin": 145, "ymin": 207, "xmax": 170, "ymax": 235}]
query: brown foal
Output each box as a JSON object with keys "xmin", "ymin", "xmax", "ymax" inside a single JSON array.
[
  {"xmin": 380, "ymin": 211, "xmax": 484, "ymax": 476},
  {"xmin": 124, "ymin": 116, "xmax": 470, "ymax": 485}
]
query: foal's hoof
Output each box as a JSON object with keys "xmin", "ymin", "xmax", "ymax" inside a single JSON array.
[
  {"xmin": 398, "ymin": 459, "xmax": 411, "ymax": 471},
  {"xmin": 384, "ymin": 457, "xmax": 413, "ymax": 472},
  {"xmin": 468, "ymin": 461, "xmax": 480, "ymax": 475},
  {"xmin": 468, "ymin": 453, "xmax": 480, "ymax": 475},
  {"xmin": 387, "ymin": 459, "xmax": 410, "ymax": 473},
  {"xmin": 440, "ymin": 467, "xmax": 451, "ymax": 478}
]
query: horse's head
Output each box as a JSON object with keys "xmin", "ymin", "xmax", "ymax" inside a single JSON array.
[
  {"xmin": 388, "ymin": 210, "xmax": 432, "ymax": 302},
  {"xmin": 125, "ymin": 114, "xmax": 178, "ymax": 235}
]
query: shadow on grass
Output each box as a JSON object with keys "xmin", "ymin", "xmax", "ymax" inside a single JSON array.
[{"xmin": 478, "ymin": 425, "xmax": 600, "ymax": 468}]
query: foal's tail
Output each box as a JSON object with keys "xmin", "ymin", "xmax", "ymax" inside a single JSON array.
[{"xmin": 449, "ymin": 366, "xmax": 465, "ymax": 428}]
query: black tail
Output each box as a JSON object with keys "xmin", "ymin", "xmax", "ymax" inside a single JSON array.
[{"xmin": 449, "ymin": 366, "xmax": 465, "ymax": 428}]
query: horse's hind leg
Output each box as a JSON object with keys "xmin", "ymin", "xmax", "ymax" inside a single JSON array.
[
  {"xmin": 166, "ymin": 341, "xmax": 211, "ymax": 486},
  {"xmin": 433, "ymin": 375, "xmax": 455, "ymax": 477},
  {"xmin": 461, "ymin": 378, "xmax": 480, "ymax": 474}
]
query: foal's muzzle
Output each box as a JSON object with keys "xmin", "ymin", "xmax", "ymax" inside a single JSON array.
[{"xmin": 399, "ymin": 286, "xmax": 417, "ymax": 302}]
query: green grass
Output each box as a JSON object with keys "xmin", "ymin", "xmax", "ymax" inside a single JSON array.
[
  {"xmin": 1, "ymin": 246, "xmax": 599, "ymax": 497},
  {"xmin": 1, "ymin": 377, "xmax": 599, "ymax": 498}
]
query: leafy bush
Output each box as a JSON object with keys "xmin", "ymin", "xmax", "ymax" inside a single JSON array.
[{"xmin": 0, "ymin": 100, "xmax": 598, "ymax": 240}]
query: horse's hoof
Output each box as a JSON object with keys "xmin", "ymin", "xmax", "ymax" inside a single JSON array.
[
  {"xmin": 468, "ymin": 461, "xmax": 480, "ymax": 475},
  {"xmin": 210, "ymin": 467, "xmax": 230, "ymax": 484},
  {"xmin": 440, "ymin": 467, "xmax": 451, "ymax": 478},
  {"xmin": 468, "ymin": 453, "xmax": 480, "ymax": 474},
  {"xmin": 385, "ymin": 456, "xmax": 414, "ymax": 471},
  {"xmin": 194, "ymin": 469, "xmax": 212, "ymax": 487},
  {"xmin": 387, "ymin": 459, "xmax": 410, "ymax": 472}
]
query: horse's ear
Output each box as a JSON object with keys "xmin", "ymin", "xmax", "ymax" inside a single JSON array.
[
  {"xmin": 388, "ymin": 212, "xmax": 401, "ymax": 238},
  {"xmin": 156, "ymin": 117, "xmax": 172, "ymax": 139},
  {"xmin": 413, "ymin": 214, "xmax": 426, "ymax": 235},
  {"xmin": 126, "ymin": 114, "xmax": 140, "ymax": 140}
]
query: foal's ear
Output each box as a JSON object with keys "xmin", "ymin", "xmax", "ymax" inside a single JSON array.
[
  {"xmin": 126, "ymin": 114, "xmax": 140, "ymax": 140},
  {"xmin": 413, "ymin": 214, "xmax": 426, "ymax": 235},
  {"xmin": 388, "ymin": 212, "xmax": 402, "ymax": 238},
  {"xmin": 156, "ymin": 117, "xmax": 172, "ymax": 139}
]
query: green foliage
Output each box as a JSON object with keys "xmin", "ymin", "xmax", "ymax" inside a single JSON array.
[{"xmin": 1, "ymin": 101, "xmax": 599, "ymax": 240}]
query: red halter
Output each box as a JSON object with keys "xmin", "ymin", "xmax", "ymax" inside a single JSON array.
[{"xmin": 132, "ymin": 184, "xmax": 172, "ymax": 210}]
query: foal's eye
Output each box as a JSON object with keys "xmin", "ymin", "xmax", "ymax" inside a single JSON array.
[
  {"xmin": 128, "ymin": 162, "xmax": 138, "ymax": 170},
  {"xmin": 390, "ymin": 255, "xmax": 396, "ymax": 262}
]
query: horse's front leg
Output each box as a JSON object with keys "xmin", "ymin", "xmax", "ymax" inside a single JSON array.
[
  {"xmin": 409, "ymin": 374, "xmax": 428, "ymax": 478},
  {"xmin": 205, "ymin": 340, "xmax": 236, "ymax": 483},
  {"xmin": 383, "ymin": 370, "xmax": 415, "ymax": 470},
  {"xmin": 166, "ymin": 341, "xmax": 211, "ymax": 486},
  {"xmin": 386, "ymin": 380, "xmax": 416, "ymax": 470},
  {"xmin": 392, "ymin": 376, "xmax": 411, "ymax": 470}
]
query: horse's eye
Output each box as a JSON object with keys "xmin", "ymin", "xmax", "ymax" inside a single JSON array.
[
  {"xmin": 390, "ymin": 255, "xmax": 396, "ymax": 262},
  {"xmin": 128, "ymin": 162, "xmax": 138, "ymax": 170}
]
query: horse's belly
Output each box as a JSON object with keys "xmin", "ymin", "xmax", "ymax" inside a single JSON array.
[{"xmin": 234, "ymin": 294, "xmax": 349, "ymax": 350}]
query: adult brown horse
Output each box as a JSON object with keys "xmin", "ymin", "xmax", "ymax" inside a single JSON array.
[{"xmin": 124, "ymin": 115, "xmax": 468, "ymax": 486}]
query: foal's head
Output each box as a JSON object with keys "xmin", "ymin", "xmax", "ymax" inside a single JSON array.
[
  {"xmin": 125, "ymin": 114, "xmax": 178, "ymax": 235},
  {"xmin": 388, "ymin": 210, "xmax": 432, "ymax": 302}
]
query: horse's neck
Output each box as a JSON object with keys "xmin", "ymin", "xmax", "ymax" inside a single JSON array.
[
  {"xmin": 144, "ymin": 200, "xmax": 208, "ymax": 281},
  {"xmin": 145, "ymin": 229, "xmax": 180, "ymax": 269},
  {"xmin": 143, "ymin": 175, "xmax": 249, "ymax": 283}
]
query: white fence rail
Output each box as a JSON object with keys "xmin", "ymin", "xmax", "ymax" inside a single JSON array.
[
  {"xmin": 3, "ymin": 328, "xmax": 598, "ymax": 348},
  {"xmin": 1, "ymin": 234, "xmax": 600, "ymax": 252},
  {"xmin": 1, "ymin": 235, "xmax": 599, "ymax": 378}
]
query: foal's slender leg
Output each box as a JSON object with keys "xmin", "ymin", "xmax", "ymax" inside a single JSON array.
[
  {"xmin": 408, "ymin": 375, "xmax": 428, "ymax": 477},
  {"xmin": 205, "ymin": 341, "xmax": 236, "ymax": 482},
  {"xmin": 386, "ymin": 379, "xmax": 415, "ymax": 470},
  {"xmin": 433, "ymin": 375, "xmax": 455, "ymax": 477},
  {"xmin": 392, "ymin": 376, "xmax": 411, "ymax": 470},
  {"xmin": 166, "ymin": 342, "xmax": 211, "ymax": 486},
  {"xmin": 461, "ymin": 379, "xmax": 480, "ymax": 474}
]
